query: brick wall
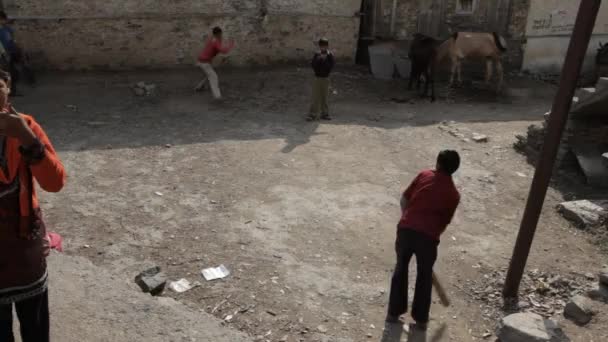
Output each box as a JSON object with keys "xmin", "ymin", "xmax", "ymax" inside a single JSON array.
[{"xmin": 5, "ymin": 0, "xmax": 361, "ymax": 70}]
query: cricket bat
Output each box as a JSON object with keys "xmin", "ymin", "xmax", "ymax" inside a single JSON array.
[{"xmin": 432, "ymin": 271, "xmax": 450, "ymax": 307}]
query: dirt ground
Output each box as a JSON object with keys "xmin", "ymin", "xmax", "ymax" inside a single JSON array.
[{"xmin": 13, "ymin": 66, "xmax": 608, "ymax": 342}]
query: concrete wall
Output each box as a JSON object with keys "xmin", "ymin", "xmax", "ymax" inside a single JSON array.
[
  {"xmin": 523, "ymin": 0, "xmax": 608, "ymax": 74},
  {"xmin": 4, "ymin": 0, "xmax": 361, "ymax": 70}
]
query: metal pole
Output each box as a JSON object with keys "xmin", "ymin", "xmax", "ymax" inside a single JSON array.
[{"xmin": 503, "ymin": 0, "xmax": 602, "ymax": 299}]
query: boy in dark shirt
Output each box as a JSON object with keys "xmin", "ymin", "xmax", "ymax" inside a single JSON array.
[
  {"xmin": 307, "ymin": 38, "xmax": 335, "ymax": 121},
  {"xmin": 381, "ymin": 150, "xmax": 461, "ymax": 341}
]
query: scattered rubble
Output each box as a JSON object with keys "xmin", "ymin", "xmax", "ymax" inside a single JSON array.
[
  {"xmin": 557, "ymin": 200, "xmax": 608, "ymax": 228},
  {"xmin": 463, "ymin": 268, "xmax": 590, "ymax": 320},
  {"xmin": 515, "ymin": 79, "xmax": 608, "ymax": 185},
  {"xmin": 133, "ymin": 81, "xmax": 157, "ymax": 96},
  {"xmin": 135, "ymin": 266, "xmax": 167, "ymax": 296},
  {"xmin": 497, "ymin": 313, "xmax": 569, "ymax": 342},
  {"xmin": 439, "ymin": 121, "xmax": 491, "ymax": 144},
  {"xmin": 564, "ymin": 295, "xmax": 594, "ymax": 325},
  {"xmin": 438, "ymin": 121, "xmax": 470, "ymax": 143}
]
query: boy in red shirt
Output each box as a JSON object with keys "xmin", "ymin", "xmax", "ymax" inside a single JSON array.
[
  {"xmin": 195, "ymin": 26, "xmax": 235, "ymax": 100},
  {"xmin": 382, "ymin": 150, "xmax": 460, "ymax": 340}
]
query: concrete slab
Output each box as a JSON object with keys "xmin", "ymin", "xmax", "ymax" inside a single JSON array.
[
  {"xmin": 572, "ymin": 144, "xmax": 608, "ymax": 187},
  {"xmin": 596, "ymin": 77, "xmax": 608, "ymax": 92},
  {"xmin": 571, "ymin": 83, "xmax": 608, "ymax": 119}
]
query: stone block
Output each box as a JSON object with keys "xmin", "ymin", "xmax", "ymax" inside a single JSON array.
[
  {"xmin": 563, "ymin": 295, "xmax": 593, "ymax": 325},
  {"xmin": 557, "ymin": 200, "xmax": 608, "ymax": 228},
  {"xmin": 498, "ymin": 313, "xmax": 569, "ymax": 342},
  {"xmin": 135, "ymin": 266, "xmax": 167, "ymax": 296}
]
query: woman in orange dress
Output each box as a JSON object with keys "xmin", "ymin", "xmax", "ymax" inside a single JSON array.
[{"xmin": 0, "ymin": 70, "xmax": 66, "ymax": 342}]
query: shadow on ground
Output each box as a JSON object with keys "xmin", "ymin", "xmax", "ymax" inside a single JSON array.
[{"xmin": 13, "ymin": 67, "xmax": 556, "ymax": 153}]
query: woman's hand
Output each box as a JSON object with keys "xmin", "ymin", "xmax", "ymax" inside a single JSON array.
[{"xmin": 0, "ymin": 106, "xmax": 36, "ymax": 145}]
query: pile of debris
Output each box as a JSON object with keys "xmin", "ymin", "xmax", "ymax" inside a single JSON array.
[
  {"xmin": 462, "ymin": 267, "xmax": 591, "ymax": 321},
  {"xmin": 514, "ymin": 78, "xmax": 608, "ymax": 186},
  {"xmin": 471, "ymin": 265, "xmax": 608, "ymax": 342}
]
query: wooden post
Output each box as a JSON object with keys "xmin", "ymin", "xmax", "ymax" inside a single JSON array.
[{"xmin": 503, "ymin": 0, "xmax": 602, "ymax": 299}]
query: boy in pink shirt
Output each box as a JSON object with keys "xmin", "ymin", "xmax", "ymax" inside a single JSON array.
[{"xmin": 195, "ymin": 27, "xmax": 235, "ymax": 100}]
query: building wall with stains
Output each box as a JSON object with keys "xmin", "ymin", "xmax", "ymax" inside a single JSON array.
[
  {"xmin": 3, "ymin": 0, "xmax": 361, "ymax": 70},
  {"xmin": 374, "ymin": 0, "xmax": 531, "ymax": 70},
  {"xmin": 523, "ymin": 0, "xmax": 608, "ymax": 75}
]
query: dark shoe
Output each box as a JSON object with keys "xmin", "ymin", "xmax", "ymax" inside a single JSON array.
[
  {"xmin": 385, "ymin": 314, "xmax": 400, "ymax": 323},
  {"xmin": 321, "ymin": 114, "xmax": 332, "ymax": 121},
  {"xmin": 380, "ymin": 321, "xmax": 403, "ymax": 342},
  {"xmin": 412, "ymin": 321, "xmax": 428, "ymax": 332}
]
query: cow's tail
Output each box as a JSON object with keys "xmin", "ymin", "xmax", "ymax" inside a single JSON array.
[{"xmin": 493, "ymin": 32, "xmax": 508, "ymax": 52}]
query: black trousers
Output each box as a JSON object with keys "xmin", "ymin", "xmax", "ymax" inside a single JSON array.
[
  {"xmin": 387, "ymin": 229, "xmax": 438, "ymax": 323},
  {"xmin": 0, "ymin": 290, "xmax": 50, "ymax": 342}
]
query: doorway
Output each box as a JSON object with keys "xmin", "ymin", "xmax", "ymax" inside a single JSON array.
[{"xmin": 355, "ymin": 0, "xmax": 377, "ymax": 65}]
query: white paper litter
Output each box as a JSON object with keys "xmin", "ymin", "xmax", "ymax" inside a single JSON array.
[
  {"xmin": 169, "ymin": 278, "xmax": 195, "ymax": 293},
  {"xmin": 202, "ymin": 265, "xmax": 230, "ymax": 281}
]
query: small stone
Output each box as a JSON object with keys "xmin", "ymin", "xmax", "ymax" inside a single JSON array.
[
  {"xmin": 472, "ymin": 133, "xmax": 489, "ymax": 143},
  {"xmin": 564, "ymin": 295, "xmax": 593, "ymax": 325},
  {"xmin": 134, "ymin": 266, "xmax": 167, "ymax": 296},
  {"xmin": 585, "ymin": 272, "xmax": 595, "ymax": 280},
  {"xmin": 498, "ymin": 313, "xmax": 569, "ymax": 342},
  {"xmin": 316, "ymin": 325, "xmax": 328, "ymax": 333},
  {"xmin": 366, "ymin": 332, "xmax": 373, "ymax": 338},
  {"xmin": 144, "ymin": 84, "xmax": 157, "ymax": 95},
  {"xmin": 599, "ymin": 268, "xmax": 608, "ymax": 286},
  {"xmin": 136, "ymin": 81, "xmax": 146, "ymax": 88},
  {"xmin": 587, "ymin": 284, "xmax": 608, "ymax": 303},
  {"xmin": 134, "ymin": 87, "xmax": 146, "ymax": 96},
  {"xmin": 279, "ymin": 335, "xmax": 288, "ymax": 342}
]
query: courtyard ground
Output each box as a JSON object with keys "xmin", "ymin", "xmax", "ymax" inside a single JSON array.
[{"xmin": 13, "ymin": 66, "xmax": 608, "ymax": 341}]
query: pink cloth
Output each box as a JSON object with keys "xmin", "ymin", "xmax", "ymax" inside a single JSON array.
[{"xmin": 47, "ymin": 232, "xmax": 63, "ymax": 252}]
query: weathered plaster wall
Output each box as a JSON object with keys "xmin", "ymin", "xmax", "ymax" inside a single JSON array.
[
  {"xmin": 5, "ymin": 0, "xmax": 361, "ymax": 70},
  {"xmin": 375, "ymin": 0, "xmax": 530, "ymax": 70},
  {"xmin": 523, "ymin": 0, "xmax": 608, "ymax": 74}
]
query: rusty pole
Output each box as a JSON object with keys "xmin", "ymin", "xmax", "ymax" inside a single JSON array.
[{"xmin": 503, "ymin": 0, "xmax": 602, "ymax": 299}]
